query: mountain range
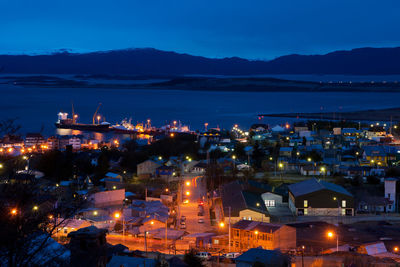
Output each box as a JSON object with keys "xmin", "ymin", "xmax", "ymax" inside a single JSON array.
[{"xmin": 1, "ymin": 47, "xmax": 400, "ymax": 75}]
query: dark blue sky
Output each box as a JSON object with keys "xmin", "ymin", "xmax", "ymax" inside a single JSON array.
[{"xmin": 1, "ymin": 0, "xmax": 399, "ymax": 59}]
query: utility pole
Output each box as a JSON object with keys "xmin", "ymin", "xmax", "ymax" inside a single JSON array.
[
  {"xmin": 165, "ymin": 213, "xmax": 169, "ymax": 253},
  {"xmin": 228, "ymin": 206, "xmax": 231, "ymax": 253},
  {"xmin": 144, "ymin": 231, "xmax": 148, "ymax": 257}
]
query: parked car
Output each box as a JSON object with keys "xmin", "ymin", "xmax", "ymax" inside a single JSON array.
[
  {"xmin": 196, "ymin": 252, "xmax": 211, "ymax": 260},
  {"xmin": 198, "ymin": 205, "xmax": 204, "ymax": 213},
  {"xmin": 223, "ymin": 252, "xmax": 240, "ymax": 259},
  {"xmin": 198, "ymin": 218, "xmax": 204, "ymax": 223}
]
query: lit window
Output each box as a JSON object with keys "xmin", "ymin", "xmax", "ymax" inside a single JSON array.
[
  {"xmin": 341, "ymin": 209, "xmax": 346, "ymax": 215},
  {"xmin": 342, "ymin": 200, "xmax": 346, "ymax": 208},
  {"xmin": 304, "ymin": 200, "xmax": 308, "ymax": 208},
  {"xmin": 248, "ymin": 217, "xmax": 252, "ymax": 221},
  {"xmin": 214, "ymin": 239, "xmax": 219, "ymax": 244},
  {"xmin": 265, "ymin": 200, "xmax": 275, "ymax": 207},
  {"xmin": 304, "ymin": 209, "xmax": 308, "ymax": 215}
]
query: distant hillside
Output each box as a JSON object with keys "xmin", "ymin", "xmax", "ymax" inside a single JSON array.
[{"xmin": 1, "ymin": 47, "xmax": 400, "ymax": 75}]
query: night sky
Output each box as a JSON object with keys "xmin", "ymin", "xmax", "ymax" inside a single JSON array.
[{"xmin": 1, "ymin": 0, "xmax": 399, "ymax": 59}]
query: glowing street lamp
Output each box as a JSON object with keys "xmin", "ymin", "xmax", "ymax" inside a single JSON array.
[
  {"xmin": 185, "ymin": 181, "xmax": 191, "ymax": 186},
  {"xmin": 33, "ymin": 205, "xmax": 39, "ymax": 211},
  {"xmin": 327, "ymin": 231, "xmax": 339, "ymax": 252},
  {"xmin": 114, "ymin": 212, "xmax": 125, "ymax": 236},
  {"xmin": 219, "ymin": 222, "xmax": 225, "ymax": 228},
  {"xmin": 0, "ymin": 163, "xmax": 3, "ymax": 169},
  {"xmin": 307, "ymin": 158, "xmax": 312, "ymax": 162},
  {"xmin": 394, "ymin": 246, "xmax": 399, "ymax": 252},
  {"xmin": 11, "ymin": 208, "xmax": 17, "ymax": 215},
  {"xmin": 185, "ymin": 191, "xmax": 190, "ymax": 196},
  {"xmin": 97, "ymin": 115, "xmax": 101, "ymax": 124}
]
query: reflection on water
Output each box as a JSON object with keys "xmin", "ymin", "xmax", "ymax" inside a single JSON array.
[
  {"xmin": 55, "ymin": 128, "xmax": 151, "ymax": 143},
  {"xmin": 56, "ymin": 128, "xmax": 106, "ymax": 141}
]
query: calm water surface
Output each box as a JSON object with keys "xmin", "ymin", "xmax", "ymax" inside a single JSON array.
[{"xmin": 2, "ymin": 84, "xmax": 400, "ymax": 135}]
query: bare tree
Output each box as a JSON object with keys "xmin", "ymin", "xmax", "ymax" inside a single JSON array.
[{"xmin": 0, "ymin": 182, "xmax": 85, "ymax": 267}]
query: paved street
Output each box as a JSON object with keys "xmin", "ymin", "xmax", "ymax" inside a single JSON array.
[{"xmin": 178, "ymin": 175, "xmax": 215, "ymax": 234}]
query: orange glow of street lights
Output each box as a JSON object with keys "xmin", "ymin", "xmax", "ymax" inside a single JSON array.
[
  {"xmin": 185, "ymin": 191, "xmax": 190, "ymax": 196},
  {"xmin": 114, "ymin": 212, "xmax": 121, "ymax": 219},
  {"xmin": 150, "ymin": 221, "xmax": 154, "ymax": 225},
  {"xmin": 185, "ymin": 181, "xmax": 191, "ymax": 186},
  {"xmin": 327, "ymin": 231, "xmax": 334, "ymax": 238},
  {"xmin": 254, "ymin": 230, "xmax": 259, "ymax": 235},
  {"xmin": 11, "ymin": 208, "xmax": 17, "ymax": 215},
  {"xmin": 219, "ymin": 222, "xmax": 225, "ymax": 228},
  {"xmin": 394, "ymin": 246, "xmax": 399, "ymax": 252},
  {"xmin": 170, "ymin": 133, "xmax": 175, "ymax": 137}
]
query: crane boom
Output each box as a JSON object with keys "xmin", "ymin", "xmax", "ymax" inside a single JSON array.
[
  {"xmin": 71, "ymin": 102, "xmax": 76, "ymax": 124},
  {"xmin": 93, "ymin": 103, "xmax": 102, "ymax": 124}
]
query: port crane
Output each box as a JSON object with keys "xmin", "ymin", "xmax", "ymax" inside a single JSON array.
[
  {"xmin": 93, "ymin": 103, "xmax": 102, "ymax": 125},
  {"xmin": 71, "ymin": 102, "xmax": 76, "ymax": 124}
]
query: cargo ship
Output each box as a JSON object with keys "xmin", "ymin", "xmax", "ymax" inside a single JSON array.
[{"xmin": 55, "ymin": 103, "xmax": 111, "ymax": 132}]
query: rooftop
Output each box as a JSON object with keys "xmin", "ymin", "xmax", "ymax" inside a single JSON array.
[{"xmin": 288, "ymin": 178, "xmax": 352, "ymax": 197}]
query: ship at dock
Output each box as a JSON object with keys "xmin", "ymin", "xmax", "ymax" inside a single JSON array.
[
  {"xmin": 111, "ymin": 118, "xmax": 157, "ymax": 134},
  {"xmin": 55, "ymin": 103, "xmax": 111, "ymax": 132}
]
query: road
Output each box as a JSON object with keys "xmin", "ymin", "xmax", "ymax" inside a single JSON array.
[{"xmin": 178, "ymin": 175, "xmax": 215, "ymax": 234}]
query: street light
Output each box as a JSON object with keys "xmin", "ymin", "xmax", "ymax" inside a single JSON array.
[
  {"xmin": 185, "ymin": 191, "xmax": 190, "ymax": 196},
  {"xmin": 278, "ymin": 163, "xmax": 284, "ymax": 181},
  {"xmin": 219, "ymin": 222, "xmax": 225, "ymax": 228},
  {"xmin": 320, "ymin": 166, "xmax": 326, "ymax": 178},
  {"xmin": 11, "ymin": 208, "xmax": 17, "ymax": 215},
  {"xmin": 97, "ymin": 115, "xmax": 101, "ymax": 124},
  {"xmin": 114, "ymin": 212, "xmax": 125, "ymax": 237},
  {"xmin": 394, "ymin": 246, "xmax": 399, "ymax": 252},
  {"xmin": 327, "ymin": 231, "xmax": 339, "ymax": 252},
  {"xmin": 185, "ymin": 181, "xmax": 191, "ymax": 186},
  {"xmin": 33, "ymin": 205, "xmax": 39, "ymax": 211},
  {"xmin": 307, "ymin": 158, "xmax": 312, "ymax": 162}
]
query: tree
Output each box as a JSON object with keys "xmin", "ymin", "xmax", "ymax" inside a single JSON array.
[
  {"xmin": 0, "ymin": 118, "xmax": 21, "ymax": 135},
  {"xmin": 183, "ymin": 249, "xmax": 204, "ymax": 267},
  {"xmin": 252, "ymin": 141, "xmax": 265, "ymax": 169},
  {"xmin": 0, "ymin": 182, "xmax": 84, "ymax": 267},
  {"xmin": 351, "ymin": 175, "xmax": 363, "ymax": 186},
  {"xmin": 366, "ymin": 175, "xmax": 380, "ymax": 185}
]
